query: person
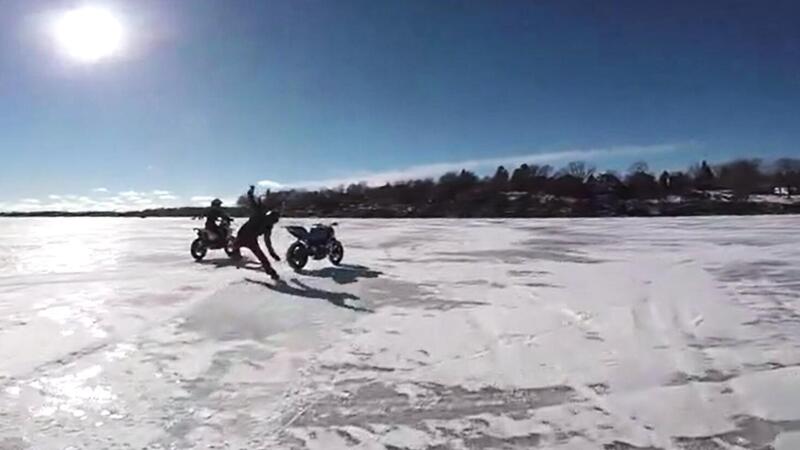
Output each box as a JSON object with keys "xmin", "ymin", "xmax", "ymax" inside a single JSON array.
[
  {"xmin": 233, "ymin": 185, "xmax": 282, "ymax": 280},
  {"xmin": 203, "ymin": 198, "xmax": 231, "ymax": 242}
]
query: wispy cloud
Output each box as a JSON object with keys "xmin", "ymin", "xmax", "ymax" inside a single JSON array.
[
  {"xmin": 1, "ymin": 188, "xmax": 185, "ymax": 212},
  {"xmin": 93, "ymin": 187, "xmax": 109, "ymax": 193},
  {"xmin": 264, "ymin": 143, "xmax": 683, "ymax": 189},
  {"xmin": 257, "ymin": 180, "xmax": 284, "ymax": 189}
]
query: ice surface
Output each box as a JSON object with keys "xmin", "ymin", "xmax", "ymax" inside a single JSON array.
[{"xmin": 1, "ymin": 216, "xmax": 800, "ymax": 449}]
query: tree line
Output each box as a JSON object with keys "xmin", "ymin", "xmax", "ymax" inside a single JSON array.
[
  {"xmin": 4, "ymin": 157, "xmax": 799, "ymax": 218},
  {"xmin": 236, "ymin": 157, "xmax": 800, "ymax": 218}
]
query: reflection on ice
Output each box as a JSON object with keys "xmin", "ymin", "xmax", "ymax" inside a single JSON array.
[
  {"xmin": 105, "ymin": 343, "xmax": 135, "ymax": 361},
  {"xmin": 25, "ymin": 239, "xmax": 96, "ymax": 274},
  {"xmin": 4, "ymin": 386, "xmax": 21, "ymax": 397},
  {"xmin": 4, "ymin": 218, "xmax": 134, "ymax": 276},
  {"xmin": 29, "ymin": 365, "xmax": 116, "ymax": 419},
  {"xmin": 36, "ymin": 289, "xmax": 110, "ymax": 338}
]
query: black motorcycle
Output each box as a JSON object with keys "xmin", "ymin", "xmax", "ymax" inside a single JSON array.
[
  {"xmin": 191, "ymin": 217, "xmax": 237, "ymax": 261},
  {"xmin": 285, "ymin": 222, "xmax": 344, "ymax": 271}
]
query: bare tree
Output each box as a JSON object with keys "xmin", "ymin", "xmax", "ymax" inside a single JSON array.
[
  {"xmin": 774, "ymin": 158, "xmax": 800, "ymax": 173},
  {"xmin": 659, "ymin": 171, "xmax": 670, "ymax": 191},
  {"xmin": 716, "ymin": 159, "xmax": 763, "ymax": 200},
  {"xmin": 689, "ymin": 160, "xmax": 715, "ymax": 191},
  {"xmin": 561, "ymin": 161, "xmax": 596, "ymax": 181},
  {"xmin": 510, "ymin": 164, "xmax": 532, "ymax": 191},
  {"xmin": 492, "ymin": 166, "xmax": 510, "ymax": 187},
  {"xmin": 773, "ymin": 158, "xmax": 800, "ymax": 197},
  {"xmin": 628, "ymin": 161, "xmax": 650, "ymax": 174},
  {"xmin": 534, "ymin": 164, "xmax": 553, "ymax": 178}
]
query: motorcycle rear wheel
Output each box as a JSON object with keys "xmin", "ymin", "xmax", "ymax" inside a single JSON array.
[
  {"xmin": 191, "ymin": 238, "xmax": 208, "ymax": 261},
  {"xmin": 287, "ymin": 242, "xmax": 309, "ymax": 271}
]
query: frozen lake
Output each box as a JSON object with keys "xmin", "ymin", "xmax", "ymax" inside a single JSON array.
[{"xmin": 1, "ymin": 217, "xmax": 800, "ymax": 449}]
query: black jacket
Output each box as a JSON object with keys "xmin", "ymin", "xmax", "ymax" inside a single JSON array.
[
  {"xmin": 238, "ymin": 189, "xmax": 272, "ymax": 238},
  {"xmin": 204, "ymin": 205, "xmax": 230, "ymax": 228}
]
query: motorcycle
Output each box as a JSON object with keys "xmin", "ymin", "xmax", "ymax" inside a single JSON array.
[
  {"xmin": 191, "ymin": 216, "xmax": 238, "ymax": 261},
  {"xmin": 285, "ymin": 222, "xmax": 344, "ymax": 271}
]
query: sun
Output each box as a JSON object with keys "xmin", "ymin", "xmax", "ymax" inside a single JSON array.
[{"xmin": 51, "ymin": 6, "xmax": 125, "ymax": 63}]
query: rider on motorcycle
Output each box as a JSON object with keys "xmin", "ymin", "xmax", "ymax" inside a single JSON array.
[
  {"xmin": 203, "ymin": 198, "xmax": 231, "ymax": 242},
  {"xmin": 233, "ymin": 186, "xmax": 281, "ymax": 280}
]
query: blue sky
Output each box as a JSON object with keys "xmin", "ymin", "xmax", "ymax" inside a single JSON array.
[{"xmin": 1, "ymin": 0, "xmax": 798, "ymax": 211}]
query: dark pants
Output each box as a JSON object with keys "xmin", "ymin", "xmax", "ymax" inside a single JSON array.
[{"xmin": 234, "ymin": 235, "xmax": 277, "ymax": 278}]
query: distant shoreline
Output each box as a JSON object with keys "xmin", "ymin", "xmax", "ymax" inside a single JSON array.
[
  {"xmin": 6, "ymin": 157, "xmax": 800, "ymax": 220},
  {"xmin": 2, "ymin": 198, "xmax": 799, "ymax": 219}
]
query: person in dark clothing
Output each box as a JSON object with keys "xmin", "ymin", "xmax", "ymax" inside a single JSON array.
[
  {"xmin": 233, "ymin": 185, "xmax": 281, "ymax": 280},
  {"xmin": 203, "ymin": 198, "xmax": 231, "ymax": 242}
]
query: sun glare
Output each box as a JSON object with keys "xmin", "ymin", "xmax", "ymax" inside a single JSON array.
[{"xmin": 51, "ymin": 6, "xmax": 124, "ymax": 63}]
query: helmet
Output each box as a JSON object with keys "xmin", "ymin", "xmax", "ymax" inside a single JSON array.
[
  {"xmin": 266, "ymin": 210, "xmax": 280, "ymax": 224},
  {"xmin": 211, "ymin": 198, "xmax": 222, "ymax": 207}
]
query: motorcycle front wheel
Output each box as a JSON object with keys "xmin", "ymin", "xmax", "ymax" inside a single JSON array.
[
  {"xmin": 286, "ymin": 242, "xmax": 309, "ymax": 271},
  {"xmin": 191, "ymin": 238, "xmax": 208, "ymax": 261},
  {"xmin": 329, "ymin": 240, "xmax": 344, "ymax": 266},
  {"xmin": 224, "ymin": 238, "xmax": 240, "ymax": 259}
]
